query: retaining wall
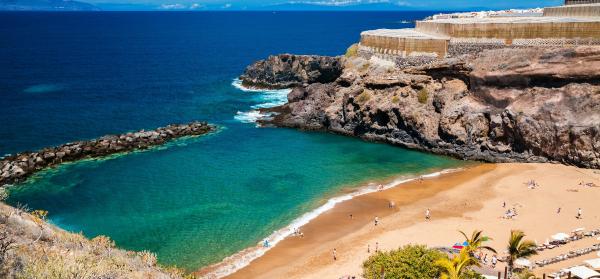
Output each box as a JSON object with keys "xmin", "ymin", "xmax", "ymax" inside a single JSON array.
[
  {"xmin": 416, "ymin": 21, "xmax": 600, "ymax": 39},
  {"xmin": 544, "ymin": 5, "xmax": 600, "ymax": 17},
  {"xmin": 359, "ymin": 34, "xmax": 448, "ymax": 57}
]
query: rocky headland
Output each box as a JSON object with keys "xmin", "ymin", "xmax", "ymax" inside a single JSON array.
[
  {"xmin": 241, "ymin": 47, "xmax": 600, "ymax": 169},
  {"xmin": 240, "ymin": 54, "xmax": 343, "ymax": 89},
  {"xmin": 0, "ymin": 122, "xmax": 214, "ymax": 188}
]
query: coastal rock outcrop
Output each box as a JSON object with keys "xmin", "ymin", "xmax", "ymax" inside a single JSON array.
[
  {"xmin": 240, "ymin": 54, "xmax": 343, "ymax": 89},
  {"xmin": 0, "ymin": 122, "xmax": 214, "ymax": 187},
  {"xmin": 246, "ymin": 47, "xmax": 600, "ymax": 169}
]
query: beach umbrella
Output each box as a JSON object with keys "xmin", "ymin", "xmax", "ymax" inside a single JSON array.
[
  {"xmin": 552, "ymin": 232, "xmax": 569, "ymax": 241},
  {"xmin": 452, "ymin": 243, "xmax": 464, "ymax": 250}
]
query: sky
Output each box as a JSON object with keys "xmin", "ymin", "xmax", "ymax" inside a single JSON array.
[{"xmin": 91, "ymin": 0, "xmax": 564, "ymax": 11}]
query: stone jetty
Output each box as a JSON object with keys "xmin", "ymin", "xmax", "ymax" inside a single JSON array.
[{"xmin": 0, "ymin": 122, "xmax": 214, "ymax": 187}]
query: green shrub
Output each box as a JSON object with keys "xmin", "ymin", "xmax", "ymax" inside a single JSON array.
[
  {"xmin": 362, "ymin": 244, "xmax": 446, "ymax": 279},
  {"xmin": 356, "ymin": 90, "xmax": 372, "ymax": 103},
  {"xmin": 361, "ymin": 62, "xmax": 371, "ymax": 72},
  {"xmin": 392, "ymin": 96, "xmax": 400, "ymax": 104},
  {"xmin": 345, "ymin": 43, "xmax": 359, "ymax": 58},
  {"xmin": 417, "ymin": 88, "xmax": 428, "ymax": 104}
]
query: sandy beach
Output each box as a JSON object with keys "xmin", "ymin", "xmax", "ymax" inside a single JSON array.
[{"xmin": 218, "ymin": 163, "xmax": 600, "ymax": 278}]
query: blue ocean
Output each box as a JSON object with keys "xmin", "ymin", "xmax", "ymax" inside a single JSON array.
[{"xmin": 0, "ymin": 11, "xmax": 462, "ymax": 273}]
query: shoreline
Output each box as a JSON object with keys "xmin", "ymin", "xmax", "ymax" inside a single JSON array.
[
  {"xmin": 217, "ymin": 163, "xmax": 600, "ymax": 279},
  {"xmin": 194, "ymin": 166, "xmax": 468, "ymax": 278}
]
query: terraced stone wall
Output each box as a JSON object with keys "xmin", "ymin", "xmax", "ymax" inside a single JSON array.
[{"xmin": 359, "ymin": 34, "xmax": 449, "ymax": 57}]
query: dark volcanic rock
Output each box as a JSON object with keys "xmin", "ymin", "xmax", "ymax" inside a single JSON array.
[
  {"xmin": 248, "ymin": 47, "xmax": 600, "ymax": 169},
  {"xmin": 0, "ymin": 122, "xmax": 215, "ymax": 187},
  {"xmin": 240, "ymin": 54, "xmax": 343, "ymax": 89}
]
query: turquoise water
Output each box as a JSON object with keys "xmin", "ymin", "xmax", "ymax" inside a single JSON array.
[
  {"xmin": 7, "ymin": 127, "xmax": 461, "ymax": 270},
  {"xmin": 1, "ymin": 11, "xmax": 463, "ymax": 271}
]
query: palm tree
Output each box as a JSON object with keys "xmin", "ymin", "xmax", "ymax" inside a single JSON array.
[
  {"xmin": 506, "ymin": 230, "xmax": 538, "ymax": 275},
  {"xmin": 436, "ymin": 249, "xmax": 479, "ymax": 279},
  {"xmin": 460, "ymin": 230, "xmax": 497, "ymax": 254}
]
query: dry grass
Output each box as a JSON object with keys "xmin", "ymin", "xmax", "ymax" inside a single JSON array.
[
  {"xmin": 0, "ymin": 202, "xmax": 187, "ymax": 279},
  {"xmin": 417, "ymin": 88, "xmax": 429, "ymax": 104},
  {"xmin": 356, "ymin": 90, "xmax": 372, "ymax": 104},
  {"xmin": 345, "ymin": 43, "xmax": 359, "ymax": 58}
]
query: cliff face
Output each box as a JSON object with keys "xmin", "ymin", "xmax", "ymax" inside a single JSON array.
[
  {"xmin": 240, "ymin": 54, "xmax": 343, "ymax": 89},
  {"xmin": 241, "ymin": 48, "xmax": 600, "ymax": 169}
]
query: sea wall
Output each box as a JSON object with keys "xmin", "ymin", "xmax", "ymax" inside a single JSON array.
[
  {"xmin": 0, "ymin": 122, "xmax": 214, "ymax": 187},
  {"xmin": 416, "ymin": 20, "xmax": 600, "ymax": 40}
]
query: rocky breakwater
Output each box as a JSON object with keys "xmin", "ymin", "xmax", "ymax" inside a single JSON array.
[
  {"xmin": 240, "ymin": 54, "xmax": 343, "ymax": 89},
  {"xmin": 241, "ymin": 47, "xmax": 600, "ymax": 169},
  {"xmin": 0, "ymin": 122, "xmax": 214, "ymax": 187}
]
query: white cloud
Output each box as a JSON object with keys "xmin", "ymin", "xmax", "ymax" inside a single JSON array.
[
  {"xmin": 189, "ymin": 3, "xmax": 204, "ymax": 9},
  {"xmin": 160, "ymin": 3, "xmax": 186, "ymax": 9}
]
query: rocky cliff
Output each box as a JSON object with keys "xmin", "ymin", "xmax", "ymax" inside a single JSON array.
[
  {"xmin": 241, "ymin": 47, "xmax": 600, "ymax": 169},
  {"xmin": 240, "ymin": 54, "xmax": 343, "ymax": 89}
]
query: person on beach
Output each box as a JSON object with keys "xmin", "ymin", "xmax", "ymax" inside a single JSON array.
[
  {"xmin": 425, "ymin": 208, "xmax": 431, "ymax": 220},
  {"xmin": 491, "ymin": 255, "xmax": 497, "ymax": 268},
  {"xmin": 576, "ymin": 207, "xmax": 582, "ymax": 219},
  {"xmin": 374, "ymin": 216, "xmax": 379, "ymax": 226},
  {"xmin": 483, "ymin": 254, "xmax": 488, "ymax": 264},
  {"xmin": 367, "ymin": 244, "xmax": 370, "ymax": 253},
  {"xmin": 557, "ymin": 207, "xmax": 561, "ymax": 214},
  {"xmin": 263, "ymin": 239, "xmax": 269, "ymax": 247},
  {"xmin": 378, "ymin": 184, "xmax": 383, "ymax": 191},
  {"xmin": 502, "ymin": 201, "xmax": 506, "ymax": 208},
  {"xmin": 349, "ymin": 214, "xmax": 353, "ymax": 219},
  {"xmin": 375, "ymin": 242, "xmax": 379, "ymax": 252},
  {"xmin": 333, "ymin": 248, "xmax": 337, "ymax": 261}
]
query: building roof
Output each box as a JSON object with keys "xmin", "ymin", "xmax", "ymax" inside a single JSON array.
[{"xmin": 420, "ymin": 16, "xmax": 600, "ymax": 24}]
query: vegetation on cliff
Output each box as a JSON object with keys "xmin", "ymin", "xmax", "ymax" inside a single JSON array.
[{"xmin": 0, "ymin": 196, "xmax": 188, "ymax": 279}]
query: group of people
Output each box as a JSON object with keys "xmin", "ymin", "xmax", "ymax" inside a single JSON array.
[
  {"xmin": 474, "ymin": 252, "xmax": 498, "ymax": 268},
  {"xmin": 502, "ymin": 201, "xmax": 518, "ymax": 219},
  {"xmin": 526, "ymin": 179, "xmax": 540, "ymax": 189},
  {"xmin": 292, "ymin": 227, "xmax": 304, "ymax": 238},
  {"xmin": 366, "ymin": 242, "xmax": 379, "ymax": 254}
]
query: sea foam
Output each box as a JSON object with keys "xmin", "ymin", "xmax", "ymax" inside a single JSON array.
[
  {"xmin": 231, "ymin": 79, "xmax": 291, "ymax": 124},
  {"xmin": 202, "ymin": 168, "xmax": 461, "ymax": 278}
]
